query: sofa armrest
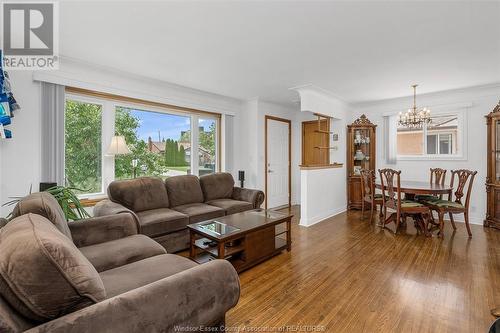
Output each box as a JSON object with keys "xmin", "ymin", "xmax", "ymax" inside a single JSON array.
[
  {"xmin": 94, "ymin": 199, "xmax": 134, "ymax": 217},
  {"xmin": 94, "ymin": 199, "xmax": 141, "ymax": 229},
  {"xmin": 232, "ymin": 187, "xmax": 265, "ymax": 208},
  {"xmin": 26, "ymin": 260, "xmax": 240, "ymax": 333},
  {"xmin": 68, "ymin": 212, "xmax": 139, "ymax": 248}
]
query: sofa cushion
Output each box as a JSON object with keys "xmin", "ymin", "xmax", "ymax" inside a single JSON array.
[
  {"xmin": 206, "ymin": 199, "xmax": 253, "ymax": 215},
  {"xmin": 172, "ymin": 203, "xmax": 225, "ymax": 223},
  {"xmin": 108, "ymin": 177, "xmax": 169, "ymax": 212},
  {"xmin": 79, "ymin": 235, "xmax": 166, "ymax": 272},
  {"xmin": 200, "ymin": 172, "xmax": 235, "ymax": 202},
  {"xmin": 136, "ymin": 208, "xmax": 189, "ymax": 237},
  {"xmin": 11, "ymin": 192, "xmax": 72, "ymax": 241},
  {"xmin": 100, "ymin": 254, "xmax": 197, "ymax": 298},
  {"xmin": 165, "ymin": 175, "xmax": 204, "ymax": 207},
  {"xmin": 0, "ymin": 214, "xmax": 105, "ymax": 322}
]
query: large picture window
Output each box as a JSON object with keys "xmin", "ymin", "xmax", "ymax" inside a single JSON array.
[
  {"xmin": 396, "ymin": 112, "xmax": 463, "ymax": 159},
  {"xmin": 114, "ymin": 106, "xmax": 192, "ymax": 179},
  {"xmin": 64, "ymin": 92, "xmax": 220, "ymax": 197}
]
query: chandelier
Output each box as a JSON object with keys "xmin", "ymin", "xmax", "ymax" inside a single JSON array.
[{"xmin": 398, "ymin": 84, "xmax": 431, "ymax": 128}]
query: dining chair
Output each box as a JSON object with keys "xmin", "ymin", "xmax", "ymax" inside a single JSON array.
[
  {"xmin": 419, "ymin": 169, "xmax": 477, "ymax": 238},
  {"xmin": 416, "ymin": 168, "xmax": 447, "ymax": 202},
  {"xmin": 378, "ymin": 168, "xmax": 431, "ymax": 234},
  {"xmin": 360, "ymin": 169, "xmax": 384, "ymax": 222}
]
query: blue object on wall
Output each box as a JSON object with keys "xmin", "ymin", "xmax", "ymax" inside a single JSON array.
[{"xmin": 0, "ymin": 49, "xmax": 20, "ymax": 139}]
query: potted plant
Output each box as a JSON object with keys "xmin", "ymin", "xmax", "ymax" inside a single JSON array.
[{"xmin": 2, "ymin": 185, "xmax": 90, "ymax": 221}]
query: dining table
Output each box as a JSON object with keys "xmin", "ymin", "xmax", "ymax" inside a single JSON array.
[
  {"xmin": 374, "ymin": 179, "xmax": 454, "ymax": 235},
  {"xmin": 374, "ymin": 180, "xmax": 453, "ymax": 199}
]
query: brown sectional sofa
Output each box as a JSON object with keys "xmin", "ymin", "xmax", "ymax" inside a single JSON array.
[
  {"xmin": 95, "ymin": 172, "xmax": 265, "ymax": 253},
  {"xmin": 0, "ymin": 192, "xmax": 240, "ymax": 332}
]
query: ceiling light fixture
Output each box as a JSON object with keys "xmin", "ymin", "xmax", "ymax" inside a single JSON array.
[{"xmin": 398, "ymin": 84, "xmax": 431, "ymax": 128}]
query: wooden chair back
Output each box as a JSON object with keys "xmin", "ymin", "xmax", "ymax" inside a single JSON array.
[
  {"xmin": 449, "ymin": 169, "xmax": 478, "ymax": 209},
  {"xmin": 430, "ymin": 168, "xmax": 447, "ymax": 185},
  {"xmin": 360, "ymin": 169, "xmax": 375, "ymax": 201},
  {"xmin": 378, "ymin": 168, "xmax": 402, "ymax": 211}
]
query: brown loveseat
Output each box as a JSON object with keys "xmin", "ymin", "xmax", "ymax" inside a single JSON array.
[
  {"xmin": 0, "ymin": 192, "xmax": 240, "ymax": 332},
  {"xmin": 95, "ymin": 172, "xmax": 265, "ymax": 252}
]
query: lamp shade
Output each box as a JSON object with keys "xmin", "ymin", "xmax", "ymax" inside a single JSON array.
[{"xmin": 107, "ymin": 135, "xmax": 131, "ymax": 155}]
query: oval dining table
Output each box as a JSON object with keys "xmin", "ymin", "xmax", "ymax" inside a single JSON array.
[
  {"xmin": 374, "ymin": 180, "xmax": 453, "ymax": 197},
  {"xmin": 374, "ymin": 180, "xmax": 453, "ymax": 236}
]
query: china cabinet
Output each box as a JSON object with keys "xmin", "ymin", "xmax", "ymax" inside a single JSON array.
[
  {"xmin": 485, "ymin": 101, "xmax": 500, "ymax": 229},
  {"xmin": 347, "ymin": 115, "xmax": 376, "ymax": 210}
]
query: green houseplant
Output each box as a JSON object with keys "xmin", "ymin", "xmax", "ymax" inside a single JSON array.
[{"xmin": 3, "ymin": 185, "xmax": 90, "ymax": 221}]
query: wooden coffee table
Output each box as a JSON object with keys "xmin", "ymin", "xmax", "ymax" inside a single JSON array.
[{"xmin": 187, "ymin": 209, "xmax": 292, "ymax": 273}]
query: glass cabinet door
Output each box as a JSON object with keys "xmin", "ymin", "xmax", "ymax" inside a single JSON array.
[{"xmin": 352, "ymin": 128, "xmax": 372, "ymax": 175}]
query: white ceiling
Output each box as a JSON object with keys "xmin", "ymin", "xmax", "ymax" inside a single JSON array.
[{"xmin": 60, "ymin": 1, "xmax": 500, "ymax": 105}]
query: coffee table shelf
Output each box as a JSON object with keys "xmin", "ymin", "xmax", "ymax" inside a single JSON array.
[
  {"xmin": 275, "ymin": 237, "xmax": 287, "ymax": 250},
  {"xmin": 188, "ymin": 209, "xmax": 293, "ymax": 273},
  {"xmin": 194, "ymin": 238, "xmax": 245, "ymax": 258}
]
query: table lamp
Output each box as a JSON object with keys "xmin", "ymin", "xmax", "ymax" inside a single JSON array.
[{"xmin": 106, "ymin": 136, "xmax": 137, "ymax": 178}]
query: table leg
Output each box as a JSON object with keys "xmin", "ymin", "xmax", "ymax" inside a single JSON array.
[
  {"xmin": 217, "ymin": 241, "xmax": 225, "ymax": 259},
  {"xmin": 286, "ymin": 218, "xmax": 292, "ymax": 251},
  {"xmin": 189, "ymin": 230, "xmax": 196, "ymax": 259}
]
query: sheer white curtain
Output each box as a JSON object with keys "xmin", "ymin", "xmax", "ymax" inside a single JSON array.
[
  {"xmin": 384, "ymin": 114, "xmax": 397, "ymax": 165},
  {"xmin": 41, "ymin": 82, "xmax": 65, "ymax": 185},
  {"xmin": 223, "ymin": 114, "xmax": 234, "ymax": 174}
]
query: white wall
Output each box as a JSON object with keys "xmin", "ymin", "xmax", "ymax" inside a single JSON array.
[
  {"xmin": 233, "ymin": 99, "xmax": 303, "ymax": 205},
  {"xmin": 300, "ymin": 167, "xmax": 346, "ymax": 226},
  {"xmin": 0, "ymin": 71, "xmax": 41, "ymax": 216},
  {"xmin": 352, "ymin": 84, "xmax": 500, "ymax": 225},
  {"xmin": 293, "ymin": 87, "xmax": 351, "ymax": 225}
]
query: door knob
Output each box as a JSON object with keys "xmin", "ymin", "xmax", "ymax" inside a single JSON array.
[{"xmin": 268, "ymin": 169, "xmax": 274, "ymax": 173}]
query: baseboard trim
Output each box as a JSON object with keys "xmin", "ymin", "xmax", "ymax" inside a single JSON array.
[{"xmin": 299, "ymin": 206, "xmax": 346, "ymax": 227}]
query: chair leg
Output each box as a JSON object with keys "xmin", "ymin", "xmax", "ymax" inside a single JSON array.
[
  {"xmin": 379, "ymin": 204, "xmax": 384, "ymax": 217},
  {"xmin": 449, "ymin": 212, "xmax": 457, "ymax": 230},
  {"xmin": 394, "ymin": 211, "xmax": 401, "ymax": 234},
  {"xmin": 369, "ymin": 200, "xmax": 374, "ymax": 223},
  {"xmin": 361, "ymin": 200, "xmax": 365, "ymax": 220},
  {"xmin": 464, "ymin": 211, "xmax": 472, "ymax": 237},
  {"xmin": 380, "ymin": 206, "xmax": 387, "ymax": 227},
  {"xmin": 423, "ymin": 213, "xmax": 431, "ymax": 237},
  {"xmin": 437, "ymin": 211, "xmax": 445, "ymax": 239},
  {"xmin": 415, "ymin": 213, "xmax": 425, "ymax": 235}
]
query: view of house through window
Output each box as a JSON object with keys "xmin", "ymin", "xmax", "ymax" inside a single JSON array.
[
  {"xmin": 397, "ymin": 114, "xmax": 459, "ymax": 157},
  {"xmin": 64, "ymin": 100, "xmax": 103, "ymax": 194},
  {"xmin": 114, "ymin": 107, "xmax": 191, "ymax": 179},
  {"xmin": 64, "ymin": 95, "xmax": 220, "ymax": 196}
]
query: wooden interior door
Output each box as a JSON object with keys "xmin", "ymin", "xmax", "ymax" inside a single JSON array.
[{"xmin": 302, "ymin": 120, "xmax": 329, "ymax": 166}]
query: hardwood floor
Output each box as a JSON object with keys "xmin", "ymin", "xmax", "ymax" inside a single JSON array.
[{"xmin": 226, "ymin": 205, "xmax": 500, "ymax": 333}]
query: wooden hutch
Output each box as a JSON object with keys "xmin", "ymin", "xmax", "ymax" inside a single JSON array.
[
  {"xmin": 347, "ymin": 114, "xmax": 376, "ymax": 210},
  {"xmin": 485, "ymin": 100, "xmax": 500, "ymax": 229}
]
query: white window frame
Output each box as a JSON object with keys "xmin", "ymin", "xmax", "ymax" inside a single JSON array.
[
  {"xmin": 427, "ymin": 132, "xmax": 454, "ymax": 155},
  {"xmin": 396, "ymin": 109, "xmax": 467, "ymax": 161},
  {"xmin": 64, "ymin": 94, "xmax": 221, "ymax": 199}
]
